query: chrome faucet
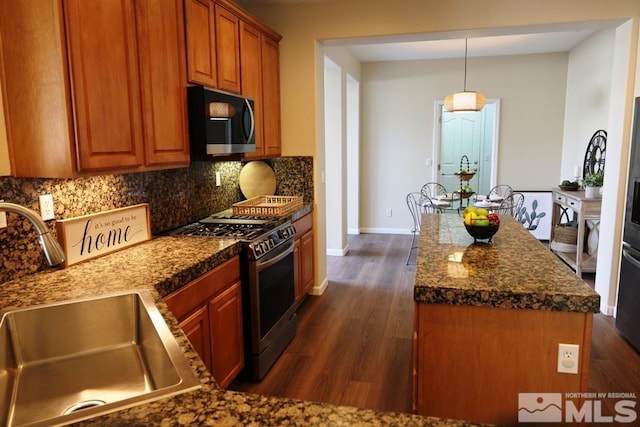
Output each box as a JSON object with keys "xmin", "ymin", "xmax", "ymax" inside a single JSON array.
[{"xmin": 0, "ymin": 202, "xmax": 66, "ymax": 266}]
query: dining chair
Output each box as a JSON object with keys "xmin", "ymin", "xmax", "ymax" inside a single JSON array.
[
  {"xmin": 511, "ymin": 192, "xmax": 525, "ymax": 220},
  {"xmin": 496, "ymin": 194, "xmax": 515, "ymax": 216},
  {"xmin": 420, "ymin": 182, "xmax": 448, "ymax": 200},
  {"xmin": 406, "ymin": 192, "xmax": 436, "ymax": 265},
  {"xmin": 488, "ymin": 184, "xmax": 513, "ymax": 200}
]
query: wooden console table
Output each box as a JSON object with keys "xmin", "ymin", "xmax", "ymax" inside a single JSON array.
[{"xmin": 549, "ymin": 189, "xmax": 602, "ymax": 276}]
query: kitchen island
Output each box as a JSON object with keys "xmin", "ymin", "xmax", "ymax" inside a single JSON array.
[
  {"xmin": 0, "ymin": 234, "xmax": 482, "ymax": 426},
  {"xmin": 413, "ymin": 214, "xmax": 600, "ymax": 425}
]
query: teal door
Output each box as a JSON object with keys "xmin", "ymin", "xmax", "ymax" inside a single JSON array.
[{"xmin": 439, "ymin": 104, "xmax": 494, "ymax": 195}]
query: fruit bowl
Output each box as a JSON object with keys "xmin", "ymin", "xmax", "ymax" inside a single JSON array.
[
  {"xmin": 455, "ymin": 171, "xmax": 476, "ymax": 181},
  {"xmin": 464, "ymin": 222, "xmax": 500, "ymax": 242},
  {"xmin": 455, "ymin": 190, "xmax": 474, "ymax": 199}
]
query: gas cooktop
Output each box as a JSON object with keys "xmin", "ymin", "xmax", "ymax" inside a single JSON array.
[
  {"xmin": 168, "ymin": 210, "xmax": 287, "ymax": 240},
  {"xmin": 168, "ymin": 210, "xmax": 296, "ymax": 260}
]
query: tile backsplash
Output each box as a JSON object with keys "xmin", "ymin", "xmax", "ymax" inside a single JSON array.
[{"xmin": 0, "ymin": 157, "xmax": 313, "ymax": 284}]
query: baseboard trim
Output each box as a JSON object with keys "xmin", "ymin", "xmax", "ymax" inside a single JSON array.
[
  {"xmin": 310, "ymin": 277, "xmax": 328, "ymax": 296},
  {"xmin": 326, "ymin": 244, "xmax": 349, "ymax": 256},
  {"xmin": 360, "ymin": 227, "xmax": 412, "ymax": 235}
]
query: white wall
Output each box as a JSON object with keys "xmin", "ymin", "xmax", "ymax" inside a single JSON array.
[
  {"xmin": 596, "ymin": 20, "xmax": 638, "ymax": 315},
  {"xmin": 360, "ymin": 53, "xmax": 568, "ymax": 233},
  {"xmin": 561, "ymin": 29, "xmax": 616, "ymax": 180},
  {"xmin": 323, "ymin": 47, "xmax": 362, "ymax": 253}
]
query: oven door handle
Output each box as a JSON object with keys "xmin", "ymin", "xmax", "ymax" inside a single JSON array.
[
  {"xmin": 622, "ymin": 242, "xmax": 640, "ymax": 270},
  {"xmin": 255, "ymin": 241, "xmax": 294, "ymax": 271}
]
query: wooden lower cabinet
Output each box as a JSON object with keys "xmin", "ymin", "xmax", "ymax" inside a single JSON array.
[
  {"xmin": 180, "ymin": 305, "xmax": 211, "ymax": 371},
  {"xmin": 413, "ymin": 302, "xmax": 593, "ymax": 425},
  {"xmin": 293, "ymin": 212, "xmax": 314, "ymax": 303},
  {"xmin": 208, "ymin": 281, "xmax": 244, "ymax": 388},
  {"xmin": 165, "ymin": 256, "xmax": 244, "ymax": 388}
]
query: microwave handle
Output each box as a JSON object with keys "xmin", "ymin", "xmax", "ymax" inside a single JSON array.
[{"xmin": 245, "ymin": 97, "xmax": 255, "ymax": 143}]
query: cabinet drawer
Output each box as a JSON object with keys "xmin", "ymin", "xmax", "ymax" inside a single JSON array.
[
  {"xmin": 294, "ymin": 212, "xmax": 312, "ymax": 238},
  {"xmin": 165, "ymin": 256, "xmax": 240, "ymax": 320},
  {"xmin": 565, "ymin": 197, "xmax": 581, "ymax": 210},
  {"xmin": 554, "ymin": 193, "xmax": 566, "ymax": 205}
]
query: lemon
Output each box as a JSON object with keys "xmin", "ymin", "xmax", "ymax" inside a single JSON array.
[{"xmin": 475, "ymin": 208, "xmax": 488, "ymax": 216}]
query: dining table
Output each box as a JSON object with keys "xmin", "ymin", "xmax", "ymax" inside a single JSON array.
[{"xmin": 426, "ymin": 194, "xmax": 504, "ymax": 213}]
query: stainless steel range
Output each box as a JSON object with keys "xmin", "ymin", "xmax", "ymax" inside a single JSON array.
[{"xmin": 170, "ymin": 211, "xmax": 297, "ymax": 380}]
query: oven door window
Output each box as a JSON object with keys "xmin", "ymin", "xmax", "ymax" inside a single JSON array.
[{"xmin": 258, "ymin": 251, "xmax": 295, "ymax": 338}]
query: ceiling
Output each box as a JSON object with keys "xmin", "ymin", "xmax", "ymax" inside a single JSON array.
[
  {"xmin": 322, "ymin": 20, "xmax": 623, "ymax": 62},
  {"xmin": 344, "ymin": 31, "xmax": 598, "ymax": 62},
  {"xmin": 238, "ymin": 0, "xmax": 623, "ymax": 62}
]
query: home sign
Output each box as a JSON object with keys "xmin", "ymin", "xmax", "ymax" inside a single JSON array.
[{"xmin": 56, "ymin": 204, "xmax": 151, "ymax": 267}]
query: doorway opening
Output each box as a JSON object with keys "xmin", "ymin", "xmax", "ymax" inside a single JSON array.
[{"xmin": 433, "ymin": 100, "xmax": 500, "ymax": 196}]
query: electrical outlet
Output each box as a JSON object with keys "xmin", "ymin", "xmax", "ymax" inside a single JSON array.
[
  {"xmin": 39, "ymin": 194, "xmax": 55, "ymax": 221},
  {"xmin": 215, "ymin": 171, "xmax": 221, "ymax": 187},
  {"xmin": 385, "ymin": 209, "xmax": 392, "ymax": 217},
  {"xmin": 557, "ymin": 343, "xmax": 579, "ymax": 374},
  {"xmin": 0, "ymin": 199, "xmax": 6, "ymax": 229}
]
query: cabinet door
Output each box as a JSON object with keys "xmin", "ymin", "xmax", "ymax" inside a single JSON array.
[
  {"xmin": 294, "ymin": 214, "xmax": 314, "ymax": 302},
  {"xmin": 179, "ymin": 305, "xmax": 212, "ymax": 372},
  {"xmin": 240, "ymin": 21, "xmax": 264, "ymax": 159},
  {"xmin": 135, "ymin": 0, "xmax": 190, "ymax": 166},
  {"xmin": 300, "ymin": 230, "xmax": 315, "ymax": 295},
  {"xmin": 184, "ymin": 0, "xmax": 217, "ymax": 87},
  {"xmin": 215, "ymin": 5, "xmax": 241, "ymax": 94},
  {"xmin": 261, "ymin": 35, "xmax": 281, "ymax": 157},
  {"xmin": 209, "ymin": 281, "xmax": 244, "ymax": 389},
  {"xmin": 64, "ymin": 0, "xmax": 144, "ymax": 172}
]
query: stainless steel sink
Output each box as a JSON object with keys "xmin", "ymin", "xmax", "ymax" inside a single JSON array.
[{"xmin": 0, "ymin": 290, "xmax": 201, "ymax": 426}]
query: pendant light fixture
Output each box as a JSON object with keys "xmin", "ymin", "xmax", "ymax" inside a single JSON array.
[{"xmin": 444, "ymin": 38, "xmax": 486, "ymax": 112}]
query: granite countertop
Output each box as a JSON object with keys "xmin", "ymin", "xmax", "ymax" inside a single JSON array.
[
  {"xmin": 0, "ymin": 234, "xmax": 484, "ymax": 426},
  {"xmin": 414, "ymin": 213, "xmax": 600, "ymax": 313}
]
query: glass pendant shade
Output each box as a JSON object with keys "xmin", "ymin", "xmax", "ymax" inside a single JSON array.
[{"xmin": 444, "ymin": 91, "xmax": 486, "ymax": 112}]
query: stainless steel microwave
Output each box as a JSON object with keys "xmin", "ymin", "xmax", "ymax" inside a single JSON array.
[{"xmin": 187, "ymin": 86, "xmax": 255, "ymax": 157}]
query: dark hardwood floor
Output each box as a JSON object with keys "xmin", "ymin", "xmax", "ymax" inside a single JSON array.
[{"xmin": 230, "ymin": 234, "xmax": 640, "ymax": 416}]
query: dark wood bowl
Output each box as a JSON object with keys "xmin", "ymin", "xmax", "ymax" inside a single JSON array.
[{"xmin": 559, "ymin": 185, "xmax": 580, "ymax": 191}]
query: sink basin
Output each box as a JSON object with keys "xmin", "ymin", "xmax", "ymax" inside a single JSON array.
[{"xmin": 0, "ymin": 290, "xmax": 201, "ymax": 426}]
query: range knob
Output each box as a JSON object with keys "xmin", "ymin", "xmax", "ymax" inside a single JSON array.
[
  {"xmin": 253, "ymin": 244, "xmax": 263, "ymax": 257},
  {"xmin": 279, "ymin": 225, "xmax": 296, "ymax": 239}
]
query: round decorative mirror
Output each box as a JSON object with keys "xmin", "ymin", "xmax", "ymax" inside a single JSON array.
[{"xmin": 583, "ymin": 129, "xmax": 606, "ymax": 177}]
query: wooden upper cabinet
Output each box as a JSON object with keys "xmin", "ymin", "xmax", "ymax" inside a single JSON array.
[
  {"xmin": 261, "ymin": 35, "xmax": 282, "ymax": 157},
  {"xmin": 215, "ymin": 5, "xmax": 241, "ymax": 94},
  {"xmin": 135, "ymin": 0, "xmax": 190, "ymax": 166},
  {"xmin": 184, "ymin": 0, "xmax": 217, "ymax": 87},
  {"xmin": 182, "ymin": 0, "xmax": 282, "ymax": 159},
  {"xmin": 240, "ymin": 25, "xmax": 282, "ymax": 159},
  {"xmin": 0, "ymin": 0, "xmax": 188, "ymax": 178},
  {"xmin": 239, "ymin": 21, "xmax": 264, "ymax": 159},
  {"xmin": 64, "ymin": 0, "xmax": 144, "ymax": 172},
  {"xmin": 1, "ymin": 1, "xmax": 85, "ymax": 177}
]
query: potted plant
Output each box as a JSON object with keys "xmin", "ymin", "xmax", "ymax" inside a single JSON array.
[{"xmin": 582, "ymin": 171, "xmax": 604, "ymax": 198}]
